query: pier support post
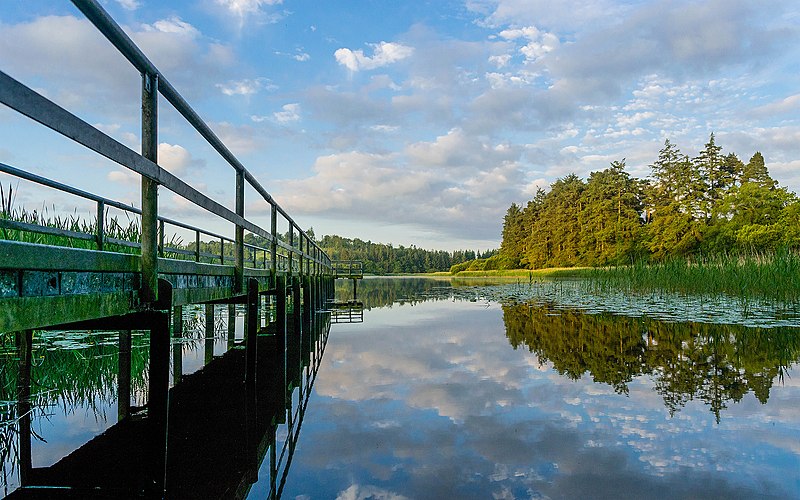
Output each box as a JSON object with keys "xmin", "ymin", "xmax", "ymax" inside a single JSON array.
[
  {"xmin": 275, "ymin": 275, "xmax": 287, "ymax": 410},
  {"xmin": 302, "ymin": 276, "xmax": 311, "ymax": 330},
  {"xmin": 227, "ymin": 303, "xmax": 236, "ymax": 349},
  {"xmin": 205, "ymin": 303, "xmax": 215, "ymax": 365},
  {"xmin": 172, "ymin": 306, "xmax": 183, "ymax": 385},
  {"xmin": 245, "ymin": 278, "xmax": 259, "ymax": 385},
  {"xmin": 292, "ymin": 277, "xmax": 302, "ymax": 345},
  {"xmin": 16, "ymin": 329, "xmax": 33, "ymax": 486}
]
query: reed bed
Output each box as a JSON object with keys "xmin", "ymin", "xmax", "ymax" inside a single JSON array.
[
  {"xmin": 585, "ymin": 249, "xmax": 800, "ymax": 303},
  {"xmin": 0, "ymin": 183, "xmax": 186, "ymax": 256}
]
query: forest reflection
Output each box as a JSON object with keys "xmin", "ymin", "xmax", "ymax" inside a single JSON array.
[
  {"xmin": 502, "ymin": 302, "xmax": 800, "ymax": 421},
  {"xmin": 337, "ymin": 277, "xmax": 800, "ymax": 421}
]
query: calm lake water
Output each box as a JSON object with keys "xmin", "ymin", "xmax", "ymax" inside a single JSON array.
[
  {"xmin": 2, "ymin": 277, "xmax": 799, "ymax": 498},
  {"xmin": 277, "ymin": 277, "xmax": 800, "ymax": 499}
]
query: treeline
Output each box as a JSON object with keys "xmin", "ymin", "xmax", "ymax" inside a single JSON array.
[
  {"xmin": 317, "ymin": 234, "xmax": 496, "ymax": 274},
  {"xmin": 498, "ymin": 134, "xmax": 800, "ymax": 270}
]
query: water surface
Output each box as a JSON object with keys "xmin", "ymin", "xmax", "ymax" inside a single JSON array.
[{"xmin": 279, "ymin": 277, "xmax": 800, "ymax": 499}]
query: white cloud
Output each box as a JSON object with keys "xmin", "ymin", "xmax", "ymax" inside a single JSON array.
[
  {"xmin": 335, "ymin": 42, "xmax": 414, "ymax": 72},
  {"xmin": 214, "ymin": 0, "xmax": 287, "ymax": 28},
  {"xmin": 142, "ymin": 16, "xmax": 199, "ymax": 38},
  {"xmin": 107, "ymin": 143, "xmax": 201, "ymax": 183},
  {"xmin": 157, "ymin": 143, "xmax": 194, "ymax": 175},
  {"xmin": 294, "ymin": 52, "xmax": 311, "ymax": 62},
  {"xmin": 107, "ymin": 169, "xmax": 139, "ymax": 185},
  {"xmin": 115, "ymin": 0, "xmax": 140, "ymax": 10},
  {"xmin": 215, "ymin": 0, "xmax": 283, "ymax": 16},
  {"xmin": 273, "ymin": 103, "xmax": 301, "ymax": 124},
  {"xmin": 216, "ymin": 77, "xmax": 275, "ymax": 96},
  {"xmin": 336, "ymin": 484, "xmax": 409, "ymax": 500},
  {"xmin": 488, "ymin": 54, "xmax": 511, "ymax": 68},
  {"xmin": 751, "ymin": 94, "xmax": 800, "ymax": 118}
]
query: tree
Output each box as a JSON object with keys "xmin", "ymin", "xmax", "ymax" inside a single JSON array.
[
  {"xmin": 500, "ymin": 203, "xmax": 525, "ymax": 268},
  {"xmin": 647, "ymin": 140, "xmax": 704, "ymax": 259},
  {"xmin": 578, "ymin": 160, "xmax": 644, "ymax": 265}
]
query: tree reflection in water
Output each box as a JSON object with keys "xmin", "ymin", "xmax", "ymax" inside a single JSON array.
[{"xmin": 502, "ymin": 302, "xmax": 800, "ymax": 421}]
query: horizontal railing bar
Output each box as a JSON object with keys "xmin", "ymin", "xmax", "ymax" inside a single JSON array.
[
  {"xmin": 104, "ymin": 236, "xmax": 140, "ymax": 249},
  {"xmin": 0, "ymin": 162, "xmax": 135, "ymax": 213},
  {"xmin": 0, "ymin": 218, "xmax": 96, "ymax": 242},
  {"xmin": 0, "ymin": 160, "xmax": 253, "ymax": 250}
]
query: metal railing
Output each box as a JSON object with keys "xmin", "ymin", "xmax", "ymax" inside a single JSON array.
[
  {"xmin": 332, "ymin": 260, "xmax": 364, "ymax": 279},
  {"xmin": 0, "ymin": 0, "xmax": 332, "ymax": 299}
]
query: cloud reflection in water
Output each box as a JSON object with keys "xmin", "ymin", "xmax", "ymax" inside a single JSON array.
[{"xmin": 281, "ymin": 287, "xmax": 799, "ymax": 499}]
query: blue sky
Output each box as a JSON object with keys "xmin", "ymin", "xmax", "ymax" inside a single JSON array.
[{"xmin": 1, "ymin": 0, "xmax": 799, "ymax": 250}]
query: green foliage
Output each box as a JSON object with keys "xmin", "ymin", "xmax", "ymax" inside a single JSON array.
[
  {"xmin": 500, "ymin": 135, "xmax": 800, "ymax": 268},
  {"xmin": 317, "ymin": 234, "xmax": 487, "ymax": 274}
]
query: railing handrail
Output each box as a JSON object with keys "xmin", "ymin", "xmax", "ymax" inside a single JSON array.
[
  {"xmin": 0, "ymin": 0, "xmax": 334, "ymax": 286},
  {"xmin": 69, "ymin": 0, "xmax": 322, "ymax": 261},
  {"xmin": 0, "ymin": 161, "xmax": 279, "ymax": 264}
]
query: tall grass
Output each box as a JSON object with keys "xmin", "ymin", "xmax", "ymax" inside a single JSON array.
[
  {"xmin": 0, "ymin": 183, "xmax": 184, "ymax": 256},
  {"xmin": 585, "ymin": 249, "xmax": 800, "ymax": 303}
]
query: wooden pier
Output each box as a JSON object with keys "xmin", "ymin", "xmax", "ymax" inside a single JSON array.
[{"xmin": 0, "ymin": 1, "xmax": 358, "ymax": 497}]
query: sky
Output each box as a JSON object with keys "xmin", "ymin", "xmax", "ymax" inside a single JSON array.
[{"xmin": 1, "ymin": 0, "xmax": 799, "ymax": 251}]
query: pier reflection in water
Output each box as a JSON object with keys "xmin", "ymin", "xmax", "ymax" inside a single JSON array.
[{"xmin": 1, "ymin": 296, "xmax": 332, "ymax": 498}]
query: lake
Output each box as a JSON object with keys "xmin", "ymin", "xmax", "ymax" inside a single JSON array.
[
  {"xmin": 2, "ymin": 277, "xmax": 799, "ymax": 498},
  {"xmin": 278, "ymin": 277, "xmax": 800, "ymax": 499}
]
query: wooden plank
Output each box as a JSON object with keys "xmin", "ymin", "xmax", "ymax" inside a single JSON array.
[{"xmin": 0, "ymin": 291, "xmax": 136, "ymax": 333}]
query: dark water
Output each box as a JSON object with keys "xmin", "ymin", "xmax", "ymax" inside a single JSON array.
[
  {"xmin": 2, "ymin": 277, "xmax": 799, "ymax": 498},
  {"xmin": 279, "ymin": 277, "xmax": 800, "ymax": 499}
]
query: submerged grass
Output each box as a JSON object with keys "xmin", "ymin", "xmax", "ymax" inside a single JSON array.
[{"xmin": 585, "ymin": 249, "xmax": 800, "ymax": 303}]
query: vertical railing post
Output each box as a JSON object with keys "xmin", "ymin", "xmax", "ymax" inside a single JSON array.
[
  {"xmin": 289, "ymin": 226, "xmax": 294, "ymax": 276},
  {"xmin": 96, "ymin": 200, "xmax": 105, "ymax": 251},
  {"xmin": 194, "ymin": 230, "xmax": 200, "ymax": 262},
  {"xmin": 158, "ymin": 220, "xmax": 165, "ymax": 257},
  {"xmin": 219, "ymin": 237, "xmax": 225, "ymax": 264},
  {"xmin": 270, "ymin": 204, "xmax": 277, "ymax": 286},
  {"xmin": 235, "ymin": 170, "xmax": 245, "ymax": 292},
  {"xmin": 141, "ymin": 72, "xmax": 159, "ymax": 303},
  {"xmin": 299, "ymin": 234, "xmax": 305, "ymax": 278}
]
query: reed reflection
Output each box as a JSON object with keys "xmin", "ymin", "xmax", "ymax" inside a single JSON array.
[{"xmin": 1, "ymin": 300, "xmax": 332, "ymax": 498}]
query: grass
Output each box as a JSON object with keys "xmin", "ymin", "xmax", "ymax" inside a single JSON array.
[
  {"xmin": 0, "ymin": 183, "xmax": 190, "ymax": 257},
  {"xmin": 1, "ymin": 183, "xmax": 144, "ymax": 253},
  {"xmin": 584, "ymin": 249, "xmax": 800, "ymax": 303},
  {"xmin": 435, "ymin": 267, "xmax": 591, "ymax": 279}
]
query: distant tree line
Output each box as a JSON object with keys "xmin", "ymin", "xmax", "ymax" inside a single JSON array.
[
  {"xmin": 316, "ymin": 234, "xmax": 496, "ymax": 274},
  {"xmin": 496, "ymin": 134, "xmax": 799, "ymax": 270}
]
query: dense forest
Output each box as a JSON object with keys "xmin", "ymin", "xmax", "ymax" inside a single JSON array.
[
  {"xmin": 496, "ymin": 134, "xmax": 799, "ymax": 270},
  {"xmin": 315, "ymin": 234, "xmax": 496, "ymax": 274}
]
